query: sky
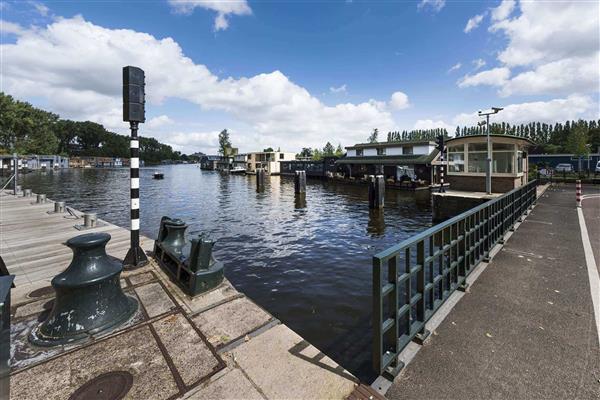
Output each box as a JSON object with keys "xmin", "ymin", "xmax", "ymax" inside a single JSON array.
[{"xmin": 1, "ymin": 0, "xmax": 599, "ymax": 154}]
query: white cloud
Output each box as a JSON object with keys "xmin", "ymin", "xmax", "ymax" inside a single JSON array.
[
  {"xmin": 389, "ymin": 91, "xmax": 410, "ymax": 110},
  {"xmin": 447, "ymin": 63, "xmax": 461, "ymax": 73},
  {"xmin": 472, "ymin": 58, "xmax": 486, "ymax": 71},
  {"xmin": 491, "ymin": 0, "xmax": 515, "ymax": 22},
  {"xmin": 413, "ymin": 119, "xmax": 454, "ymax": 132},
  {"xmin": 0, "ymin": 20, "xmax": 25, "ymax": 36},
  {"xmin": 458, "ymin": 67, "xmax": 510, "ymax": 88},
  {"xmin": 463, "ymin": 1, "xmax": 599, "ymax": 97},
  {"xmin": 29, "ymin": 1, "xmax": 49, "ymax": 17},
  {"xmin": 417, "ymin": 0, "xmax": 445, "ymax": 13},
  {"xmin": 147, "ymin": 115, "xmax": 175, "ymax": 129},
  {"xmin": 452, "ymin": 94, "xmax": 598, "ymax": 127},
  {"xmin": 1, "ymin": 16, "xmax": 397, "ymax": 153},
  {"xmin": 329, "ymin": 84, "xmax": 347, "ymax": 94},
  {"xmin": 464, "ymin": 13, "xmax": 485, "ymax": 33},
  {"xmin": 168, "ymin": 0, "xmax": 251, "ymax": 31}
]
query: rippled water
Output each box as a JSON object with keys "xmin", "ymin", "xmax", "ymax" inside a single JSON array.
[{"xmin": 18, "ymin": 164, "xmax": 432, "ymax": 381}]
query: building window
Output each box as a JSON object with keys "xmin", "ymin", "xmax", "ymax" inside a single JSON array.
[
  {"xmin": 377, "ymin": 147, "xmax": 386, "ymax": 155},
  {"xmin": 447, "ymin": 144, "xmax": 464, "ymax": 172},
  {"xmin": 492, "ymin": 143, "xmax": 514, "ymax": 173},
  {"xmin": 517, "ymin": 151, "xmax": 523, "ymax": 173},
  {"xmin": 279, "ymin": 153, "xmax": 284, "ymax": 159},
  {"xmin": 403, "ymin": 146, "xmax": 413, "ymax": 155},
  {"xmin": 467, "ymin": 143, "xmax": 487, "ymax": 173},
  {"xmin": 356, "ymin": 149, "xmax": 363, "ymax": 156}
]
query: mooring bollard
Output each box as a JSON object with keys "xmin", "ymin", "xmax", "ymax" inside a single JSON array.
[
  {"xmin": 54, "ymin": 201, "xmax": 65, "ymax": 213},
  {"xmin": 294, "ymin": 170, "xmax": 306, "ymax": 194},
  {"xmin": 29, "ymin": 232, "xmax": 138, "ymax": 346},
  {"xmin": 83, "ymin": 213, "xmax": 97, "ymax": 228},
  {"xmin": 23, "ymin": 189, "xmax": 32, "ymax": 197},
  {"xmin": 576, "ymin": 180, "xmax": 582, "ymax": 208},
  {"xmin": 256, "ymin": 168, "xmax": 266, "ymax": 191},
  {"xmin": 36, "ymin": 194, "xmax": 46, "ymax": 204},
  {"xmin": 368, "ymin": 175, "xmax": 385, "ymax": 209}
]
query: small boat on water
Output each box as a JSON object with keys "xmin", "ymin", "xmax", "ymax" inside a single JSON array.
[
  {"xmin": 153, "ymin": 172, "xmax": 164, "ymax": 179},
  {"xmin": 229, "ymin": 167, "xmax": 246, "ymax": 174}
]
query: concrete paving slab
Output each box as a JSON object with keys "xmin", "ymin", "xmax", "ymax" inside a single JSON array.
[
  {"xmin": 231, "ymin": 324, "xmax": 357, "ymax": 399},
  {"xmin": 11, "ymin": 325, "xmax": 179, "ymax": 400},
  {"xmin": 152, "ymin": 313, "xmax": 223, "ymax": 386},
  {"xmin": 128, "ymin": 271, "xmax": 156, "ymax": 286},
  {"xmin": 135, "ymin": 282, "xmax": 177, "ymax": 318},
  {"xmin": 184, "ymin": 367, "xmax": 264, "ymax": 400},
  {"xmin": 192, "ymin": 297, "xmax": 272, "ymax": 347}
]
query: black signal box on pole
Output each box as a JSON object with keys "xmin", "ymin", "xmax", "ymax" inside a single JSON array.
[
  {"xmin": 123, "ymin": 66, "xmax": 145, "ymax": 122},
  {"xmin": 436, "ymin": 135, "xmax": 445, "ymax": 152}
]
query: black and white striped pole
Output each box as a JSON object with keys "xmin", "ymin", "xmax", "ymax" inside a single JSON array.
[
  {"xmin": 123, "ymin": 66, "xmax": 148, "ymax": 269},
  {"xmin": 437, "ymin": 135, "xmax": 445, "ymax": 193}
]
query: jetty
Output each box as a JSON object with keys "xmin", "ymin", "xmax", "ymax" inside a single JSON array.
[{"xmin": 1, "ymin": 191, "xmax": 368, "ymax": 400}]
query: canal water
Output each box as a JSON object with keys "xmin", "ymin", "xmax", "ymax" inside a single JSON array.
[{"xmin": 18, "ymin": 164, "xmax": 432, "ymax": 381}]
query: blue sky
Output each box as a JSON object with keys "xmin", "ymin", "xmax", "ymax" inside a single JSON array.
[{"xmin": 1, "ymin": 0, "xmax": 598, "ymax": 154}]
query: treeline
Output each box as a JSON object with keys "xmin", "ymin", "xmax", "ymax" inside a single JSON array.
[
  {"xmin": 0, "ymin": 93, "xmax": 186, "ymax": 164},
  {"xmin": 297, "ymin": 142, "xmax": 344, "ymax": 160},
  {"xmin": 454, "ymin": 119, "xmax": 600, "ymax": 154},
  {"xmin": 386, "ymin": 128, "xmax": 449, "ymax": 142}
]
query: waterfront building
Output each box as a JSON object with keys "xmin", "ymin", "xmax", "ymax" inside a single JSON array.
[
  {"xmin": 69, "ymin": 156, "xmax": 127, "ymax": 168},
  {"xmin": 280, "ymin": 156, "xmax": 339, "ymax": 178},
  {"xmin": 336, "ymin": 140, "xmax": 440, "ymax": 186},
  {"xmin": 445, "ymin": 134, "xmax": 533, "ymax": 192},
  {"xmin": 199, "ymin": 155, "xmax": 221, "ymax": 170},
  {"xmin": 246, "ymin": 151, "xmax": 296, "ymax": 175},
  {"xmin": 233, "ymin": 153, "xmax": 250, "ymax": 170},
  {"xmin": 1, "ymin": 154, "xmax": 69, "ymax": 170}
]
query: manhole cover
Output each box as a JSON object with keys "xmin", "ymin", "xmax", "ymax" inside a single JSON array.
[
  {"xmin": 69, "ymin": 371, "xmax": 133, "ymax": 400},
  {"xmin": 28, "ymin": 286, "xmax": 55, "ymax": 298}
]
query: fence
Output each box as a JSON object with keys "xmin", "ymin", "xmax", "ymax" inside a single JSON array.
[{"xmin": 372, "ymin": 180, "xmax": 537, "ymax": 378}]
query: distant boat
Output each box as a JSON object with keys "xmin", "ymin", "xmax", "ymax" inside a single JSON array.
[
  {"xmin": 153, "ymin": 172, "xmax": 164, "ymax": 179},
  {"xmin": 229, "ymin": 167, "xmax": 246, "ymax": 174}
]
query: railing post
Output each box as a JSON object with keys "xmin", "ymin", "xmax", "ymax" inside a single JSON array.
[
  {"xmin": 414, "ymin": 240, "xmax": 430, "ymax": 344},
  {"xmin": 372, "ymin": 256, "xmax": 383, "ymax": 375}
]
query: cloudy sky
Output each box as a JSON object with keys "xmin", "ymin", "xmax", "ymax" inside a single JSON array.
[{"xmin": 1, "ymin": 0, "xmax": 599, "ymax": 154}]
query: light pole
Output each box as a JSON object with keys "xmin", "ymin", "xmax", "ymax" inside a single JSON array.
[{"xmin": 477, "ymin": 107, "xmax": 503, "ymax": 194}]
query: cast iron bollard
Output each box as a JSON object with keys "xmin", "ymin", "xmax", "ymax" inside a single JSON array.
[
  {"xmin": 29, "ymin": 233, "xmax": 138, "ymax": 346},
  {"xmin": 368, "ymin": 175, "xmax": 385, "ymax": 209},
  {"xmin": 36, "ymin": 194, "xmax": 46, "ymax": 204},
  {"xmin": 154, "ymin": 216, "xmax": 225, "ymax": 296},
  {"xmin": 294, "ymin": 170, "xmax": 306, "ymax": 194},
  {"xmin": 23, "ymin": 189, "xmax": 32, "ymax": 197},
  {"xmin": 84, "ymin": 213, "xmax": 97, "ymax": 228},
  {"xmin": 256, "ymin": 168, "xmax": 266, "ymax": 191},
  {"xmin": 54, "ymin": 201, "xmax": 65, "ymax": 213}
]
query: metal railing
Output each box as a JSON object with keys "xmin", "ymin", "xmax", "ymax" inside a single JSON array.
[{"xmin": 372, "ymin": 180, "xmax": 537, "ymax": 378}]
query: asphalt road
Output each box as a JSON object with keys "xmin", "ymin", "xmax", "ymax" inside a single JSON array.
[{"xmin": 386, "ymin": 185, "xmax": 600, "ymax": 400}]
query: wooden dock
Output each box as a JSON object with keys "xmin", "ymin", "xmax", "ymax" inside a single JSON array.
[{"xmin": 1, "ymin": 189, "xmax": 358, "ymax": 400}]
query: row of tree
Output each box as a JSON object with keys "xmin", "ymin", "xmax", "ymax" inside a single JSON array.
[
  {"xmin": 0, "ymin": 93, "xmax": 187, "ymax": 164},
  {"xmin": 297, "ymin": 142, "xmax": 344, "ymax": 160}
]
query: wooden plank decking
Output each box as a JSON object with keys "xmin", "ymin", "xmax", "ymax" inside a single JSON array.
[{"xmin": 0, "ymin": 191, "xmax": 154, "ymax": 287}]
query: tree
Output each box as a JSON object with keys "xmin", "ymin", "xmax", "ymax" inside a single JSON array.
[
  {"xmin": 298, "ymin": 147, "xmax": 313, "ymax": 158},
  {"xmin": 368, "ymin": 128, "xmax": 379, "ymax": 143},
  {"xmin": 566, "ymin": 122, "xmax": 589, "ymax": 173},
  {"xmin": 322, "ymin": 142, "xmax": 334, "ymax": 156},
  {"xmin": 335, "ymin": 143, "xmax": 344, "ymax": 157},
  {"xmin": 312, "ymin": 148, "xmax": 323, "ymax": 161},
  {"xmin": 263, "ymin": 147, "xmax": 274, "ymax": 152},
  {"xmin": 218, "ymin": 129, "xmax": 232, "ymax": 156}
]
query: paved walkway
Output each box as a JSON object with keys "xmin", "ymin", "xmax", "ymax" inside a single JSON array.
[{"xmin": 387, "ymin": 185, "xmax": 600, "ymax": 399}]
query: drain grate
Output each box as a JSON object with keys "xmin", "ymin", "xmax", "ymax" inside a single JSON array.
[
  {"xmin": 69, "ymin": 371, "xmax": 133, "ymax": 400},
  {"xmin": 28, "ymin": 286, "xmax": 55, "ymax": 298}
]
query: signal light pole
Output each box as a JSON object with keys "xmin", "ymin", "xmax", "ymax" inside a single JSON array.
[{"xmin": 123, "ymin": 66, "xmax": 148, "ymax": 269}]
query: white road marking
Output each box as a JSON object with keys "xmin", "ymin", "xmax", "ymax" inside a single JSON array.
[{"xmin": 577, "ymin": 207, "xmax": 600, "ymax": 347}]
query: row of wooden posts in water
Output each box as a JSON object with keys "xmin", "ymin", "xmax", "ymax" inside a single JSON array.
[{"xmin": 256, "ymin": 169, "xmax": 385, "ymax": 209}]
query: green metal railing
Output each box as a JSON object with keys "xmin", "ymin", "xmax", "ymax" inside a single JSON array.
[{"xmin": 372, "ymin": 180, "xmax": 537, "ymax": 378}]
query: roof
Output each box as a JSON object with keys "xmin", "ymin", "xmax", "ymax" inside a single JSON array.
[
  {"xmin": 345, "ymin": 140, "xmax": 435, "ymax": 150},
  {"xmin": 446, "ymin": 134, "xmax": 535, "ymax": 145},
  {"xmin": 336, "ymin": 150, "xmax": 439, "ymax": 165}
]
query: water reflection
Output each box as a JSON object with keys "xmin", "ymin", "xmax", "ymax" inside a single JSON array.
[{"xmin": 19, "ymin": 165, "xmax": 432, "ymax": 382}]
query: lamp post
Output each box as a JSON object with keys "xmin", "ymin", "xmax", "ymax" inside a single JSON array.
[{"xmin": 477, "ymin": 107, "xmax": 503, "ymax": 194}]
